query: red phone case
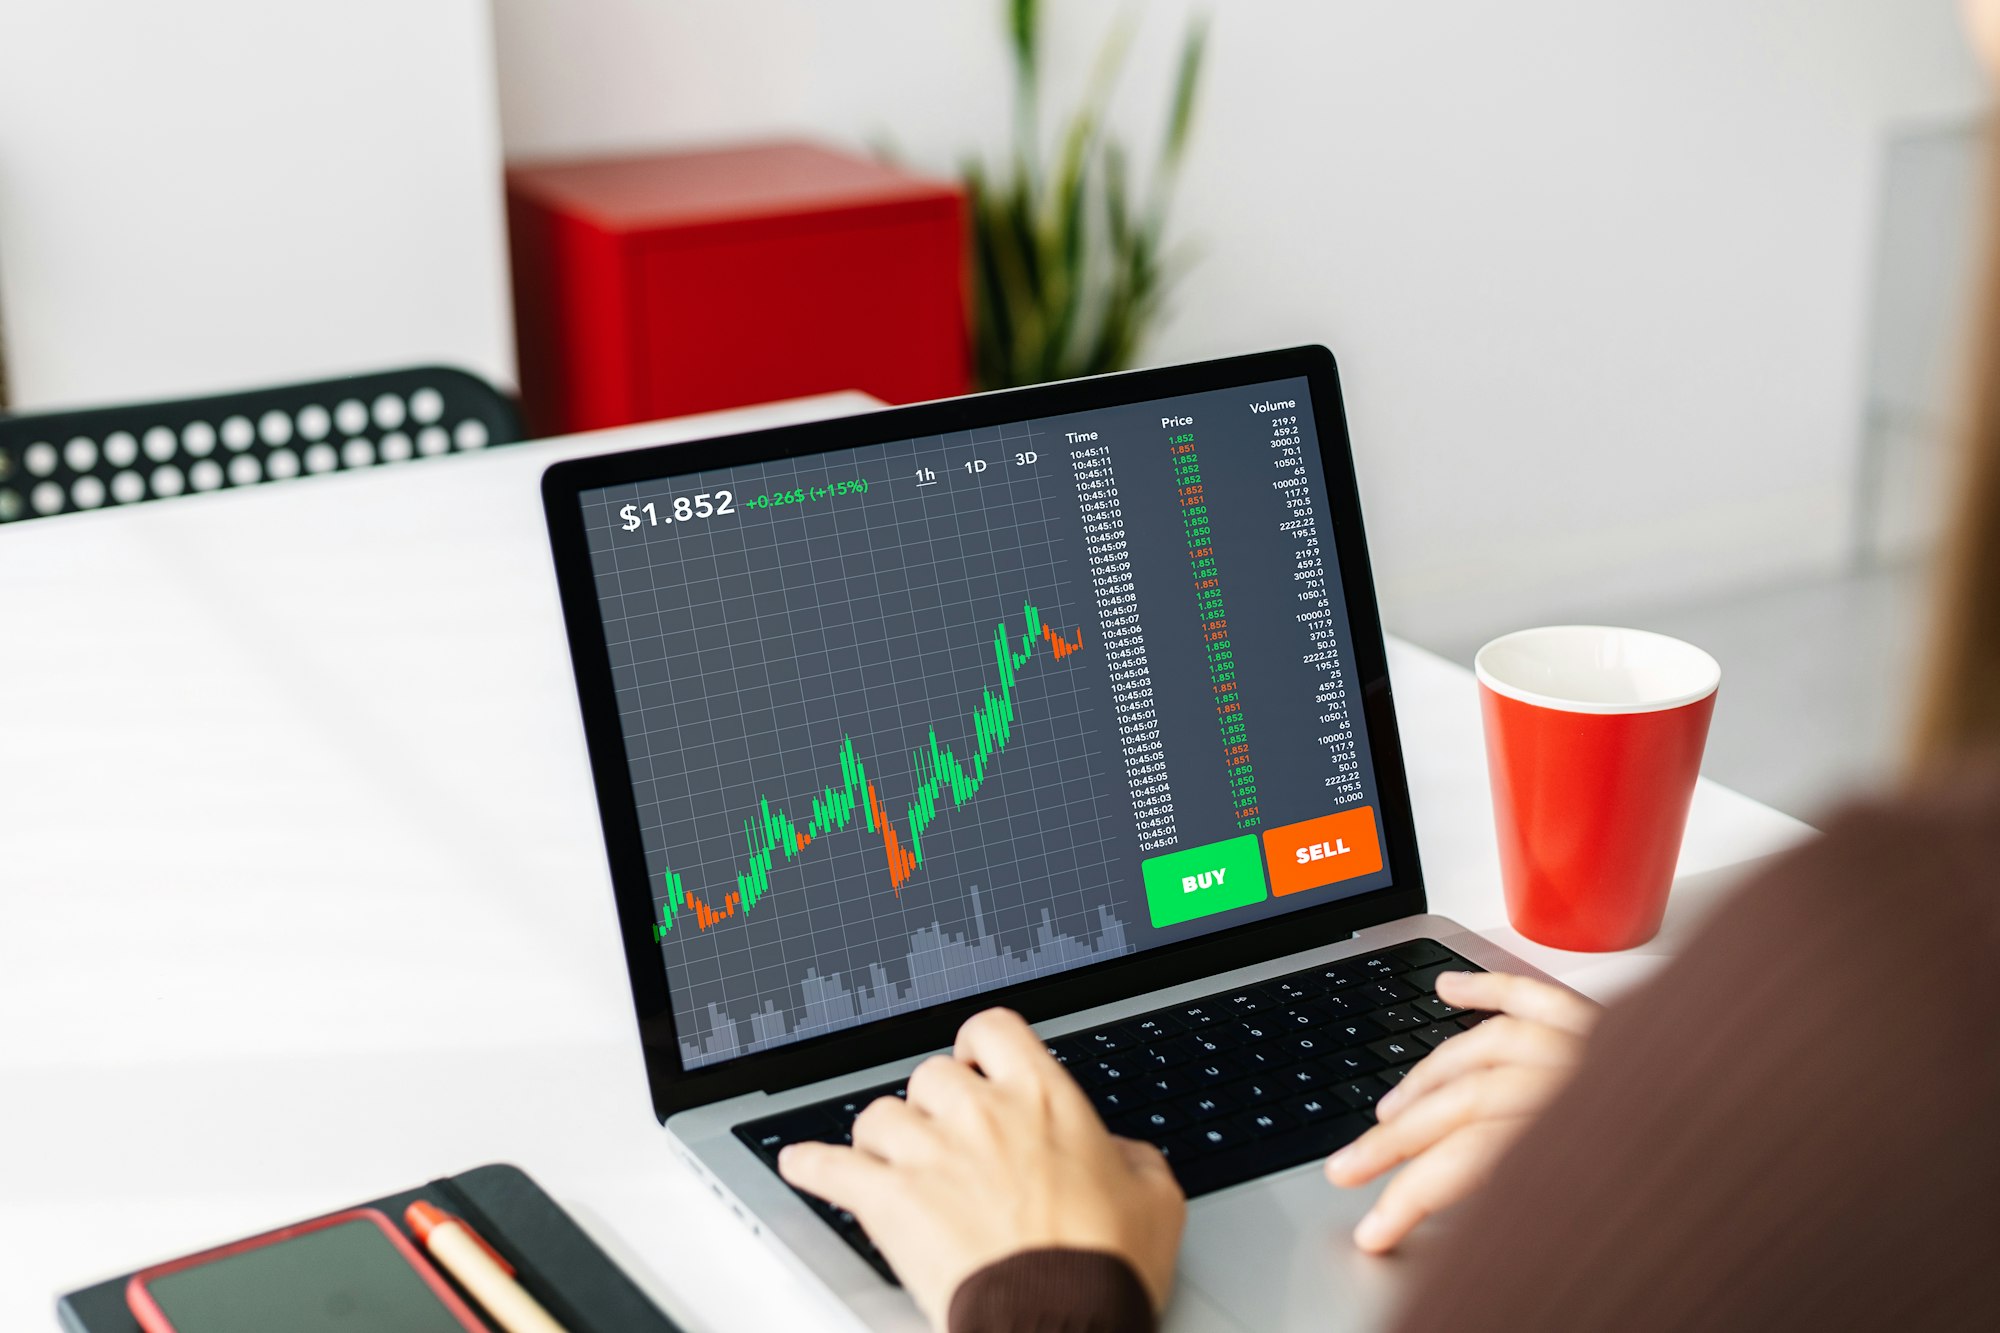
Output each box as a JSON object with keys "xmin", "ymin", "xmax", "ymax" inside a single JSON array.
[{"xmin": 125, "ymin": 1206, "xmax": 486, "ymax": 1333}]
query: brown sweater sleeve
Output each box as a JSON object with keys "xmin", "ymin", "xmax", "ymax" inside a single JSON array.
[
  {"xmin": 1392, "ymin": 776, "xmax": 2000, "ymax": 1333},
  {"xmin": 948, "ymin": 1248, "xmax": 1154, "ymax": 1333}
]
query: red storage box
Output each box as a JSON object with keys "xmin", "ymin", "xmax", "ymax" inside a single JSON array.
[{"xmin": 506, "ymin": 140, "xmax": 969, "ymax": 436}]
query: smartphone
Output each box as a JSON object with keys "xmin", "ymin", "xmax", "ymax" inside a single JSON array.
[{"xmin": 126, "ymin": 1207, "xmax": 486, "ymax": 1333}]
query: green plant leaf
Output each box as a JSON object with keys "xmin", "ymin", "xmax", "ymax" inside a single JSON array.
[
  {"xmin": 964, "ymin": 164, "xmax": 1010, "ymax": 387},
  {"xmin": 1009, "ymin": 0, "xmax": 1039, "ymax": 87},
  {"xmin": 1104, "ymin": 142, "xmax": 1131, "ymax": 247},
  {"xmin": 966, "ymin": 0, "xmax": 1209, "ymax": 387},
  {"xmin": 1086, "ymin": 8, "xmax": 1139, "ymax": 118},
  {"xmin": 1164, "ymin": 16, "xmax": 1209, "ymax": 172}
]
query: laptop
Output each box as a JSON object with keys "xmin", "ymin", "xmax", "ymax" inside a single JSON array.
[{"xmin": 542, "ymin": 346, "xmax": 1560, "ymax": 1331}]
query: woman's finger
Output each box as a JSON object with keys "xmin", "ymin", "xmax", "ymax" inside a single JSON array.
[
  {"xmin": 1350, "ymin": 1118, "xmax": 1527, "ymax": 1254},
  {"xmin": 778, "ymin": 1140, "xmax": 896, "ymax": 1214},
  {"xmin": 952, "ymin": 1008, "xmax": 1048, "ymax": 1082},
  {"xmin": 1375, "ymin": 1015, "xmax": 1582, "ymax": 1117},
  {"xmin": 852, "ymin": 1093, "xmax": 942, "ymax": 1164},
  {"xmin": 904, "ymin": 1052, "xmax": 989, "ymax": 1119},
  {"xmin": 1114, "ymin": 1135, "xmax": 1179, "ymax": 1188},
  {"xmin": 953, "ymin": 1009, "xmax": 1095, "ymax": 1118},
  {"xmin": 1435, "ymin": 971, "xmax": 1599, "ymax": 1036},
  {"xmin": 1328, "ymin": 1064, "xmax": 1561, "ymax": 1187}
]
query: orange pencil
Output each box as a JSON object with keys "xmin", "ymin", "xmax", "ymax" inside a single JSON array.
[{"xmin": 405, "ymin": 1201, "xmax": 568, "ymax": 1333}]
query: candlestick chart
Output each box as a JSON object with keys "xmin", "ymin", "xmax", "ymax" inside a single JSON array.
[{"xmin": 655, "ymin": 605, "xmax": 1086, "ymax": 936}]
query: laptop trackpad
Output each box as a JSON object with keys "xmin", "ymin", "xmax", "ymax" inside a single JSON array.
[{"xmin": 1170, "ymin": 1165, "xmax": 1423, "ymax": 1333}]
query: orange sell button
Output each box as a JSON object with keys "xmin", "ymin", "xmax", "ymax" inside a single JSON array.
[{"xmin": 1263, "ymin": 807, "xmax": 1384, "ymax": 897}]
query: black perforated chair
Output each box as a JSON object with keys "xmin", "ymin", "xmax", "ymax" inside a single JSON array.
[{"xmin": 0, "ymin": 365, "xmax": 522, "ymax": 524}]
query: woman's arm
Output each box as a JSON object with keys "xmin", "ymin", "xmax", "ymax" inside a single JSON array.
[{"xmin": 1389, "ymin": 787, "xmax": 2000, "ymax": 1332}]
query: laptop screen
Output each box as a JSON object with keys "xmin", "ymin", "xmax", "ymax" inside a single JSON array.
[{"xmin": 577, "ymin": 374, "xmax": 1393, "ymax": 1070}]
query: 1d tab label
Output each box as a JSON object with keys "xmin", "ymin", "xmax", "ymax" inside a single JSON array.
[{"xmin": 1141, "ymin": 835, "xmax": 1269, "ymax": 928}]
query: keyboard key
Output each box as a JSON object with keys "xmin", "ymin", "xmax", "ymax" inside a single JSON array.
[
  {"xmin": 1190, "ymin": 1027, "xmax": 1245, "ymax": 1056},
  {"xmin": 1331, "ymin": 1077, "xmax": 1389, "ymax": 1111},
  {"xmin": 1387, "ymin": 939, "xmax": 1460, "ymax": 969},
  {"xmin": 1067, "ymin": 1059, "xmax": 1109, "ymax": 1088},
  {"xmin": 827, "ymin": 1099, "xmax": 869, "ymax": 1125},
  {"xmin": 1329, "ymin": 1017, "xmax": 1384, "ymax": 1044},
  {"xmin": 1144, "ymin": 1036, "xmax": 1200, "ymax": 1068},
  {"xmin": 1231, "ymin": 1076, "xmax": 1287, "ymax": 1105},
  {"xmin": 1283, "ymin": 1091, "xmax": 1344, "ymax": 1123},
  {"xmin": 1188, "ymin": 1121, "xmax": 1243, "ymax": 1154},
  {"xmin": 1124, "ymin": 1105, "xmax": 1188, "ymax": 1137},
  {"xmin": 1128, "ymin": 1013, "xmax": 1185, "ymax": 1042},
  {"xmin": 1236, "ymin": 1105, "xmax": 1299, "ymax": 1137},
  {"xmin": 1320, "ymin": 1048, "xmax": 1384, "ymax": 1077},
  {"xmin": 1413, "ymin": 1023, "xmax": 1460, "ymax": 1050},
  {"xmin": 1457, "ymin": 1011, "xmax": 1494, "ymax": 1030},
  {"xmin": 1371, "ymin": 1006, "xmax": 1426, "ymax": 1031},
  {"xmin": 1094, "ymin": 1055, "xmax": 1147, "ymax": 1083},
  {"xmin": 1176, "ymin": 1003, "xmax": 1220, "ymax": 1027},
  {"xmin": 746, "ymin": 1127, "xmax": 792, "ymax": 1158},
  {"xmin": 1361, "ymin": 978, "xmax": 1418, "ymax": 1005},
  {"xmin": 1270, "ymin": 974, "xmax": 1326, "ymax": 1003},
  {"xmin": 1280, "ymin": 1063, "xmax": 1327, "ymax": 1090},
  {"xmin": 1318, "ymin": 990, "xmax": 1374, "ymax": 1018},
  {"xmin": 1235, "ymin": 1045, "xmax": 1297, "ymax": 1073},
  {"xmin": 1092, "ymin": 1085, "xmax": 1154, "ymax": 1115},
  {"xmin": 1285, "ymin": 1034, "xmax": 1338, "ymax": 1062},
  {"xmin": 1222, "ymin": 985, "xmax": 1277, "ymax": 1014},
  {"xmin": 1182, "ymin": 1089, "xmax": 1240, "ymax": 1120},
  {"xmin": 1367, "ymin": 1035, "xmax": 1425, "ymax": 1064},
  {"xmin": 1316, "ymin": 959, "xmax": 1375, "ymax": 990},
  {"xmin": 1415, "ymin": 994, "xmax": 1467, "ymax": 1021},
  {"xmin": 1184, "ymin": 1112, "xmax": 1232, "ymax": 1144},
  {"xmin": 1144, "ymin": 1072, "xmax": 1192, "ymax": 1100},
  {"xmin": 1273, "ymin": 1007, "xmax": 1323, "ymax": 1031},
  {"xmin": 1189, "ymin": 1057, "xmax": 1243, "ymax": 1085},
  {"xmin": 1233, "ymin": 1016, "xmax": 1281, "ymax": 1044},
  {"xmin": 1353, "ymin": 953, "xmax": 1404, "ymax": 978},
  {"xmin": 1084, "ymin": 1028, "xmax": 1131, "ymax": 1053},
  {"xmin": 1047, "ymin": 1036, "xmax": 1091, "ymax": 1065},
  {"xmin": 739, "ymin": 1107, "xmax": 837, "ymax": 1154},
  {"xmin": 1402, "ymin": 962, "xmax": 1461, "ymax": 994},
  {"xmin": 1377, "ymin": 1063, "xmax": 1416, "ymax": 1087}
]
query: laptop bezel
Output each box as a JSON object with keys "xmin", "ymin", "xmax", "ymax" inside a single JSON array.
[{"xmin": 542, "ymin": 345, "xmax": 1427, "ymax": 1122}]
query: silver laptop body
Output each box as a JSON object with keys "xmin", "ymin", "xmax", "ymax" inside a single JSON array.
[
  {"xmin": 667, "ymin": 916, "xmax": 1554, "ymax": 1332},
  {"xmin": 542, "ymin": 348, "xmax": 1566, "ymax": 1331}
]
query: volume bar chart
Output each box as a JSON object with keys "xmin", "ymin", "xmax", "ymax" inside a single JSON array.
[{"xmin": 655, "ymin": 602, "xmax": 1088, "ymax": 937}]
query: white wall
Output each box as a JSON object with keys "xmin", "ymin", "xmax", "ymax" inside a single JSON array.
[
  {"xmin": 492, "ymin": 0, "xmax": 1986, "ymax": 644},
  {"xmin": 0, "ymin": 1, "xmax": 515, "ymax": 411}
]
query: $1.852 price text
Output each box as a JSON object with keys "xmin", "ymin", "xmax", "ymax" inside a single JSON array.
[{"xmin": 618, "ymin": 491, "xmax": 734, "ymax": 531}]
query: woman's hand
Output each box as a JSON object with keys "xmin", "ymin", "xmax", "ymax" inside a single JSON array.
[
  {"xmin": 778, "ymin": 1007, "xmax": 1187, "ymax": 1329},
  {"xmin": 1325, "ymin": 971, "xmax": 1600, "ymax": 1254}
]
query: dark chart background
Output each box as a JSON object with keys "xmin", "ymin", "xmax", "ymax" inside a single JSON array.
[{"xmin": 580, "ymin": 376, "xmax": 1389, "ymax": 1069}]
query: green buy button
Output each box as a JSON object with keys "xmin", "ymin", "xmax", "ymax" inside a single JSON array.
[{"xmin": 1141, "ymin": 835, "xmax": 1269, "ymax": 928}]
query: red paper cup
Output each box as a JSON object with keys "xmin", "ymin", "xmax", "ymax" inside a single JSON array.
[{"xmin": 1476, "ymin": 626, "xmax": 1720, "ymax": 951}]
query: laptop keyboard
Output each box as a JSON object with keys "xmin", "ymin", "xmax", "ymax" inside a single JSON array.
[{"xmin": 733, "ymin": 938, "xmax": 1486, "ymax": 1283}]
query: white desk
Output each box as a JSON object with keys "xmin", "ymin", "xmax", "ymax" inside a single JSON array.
[{"xmin": 0, "ymin": 393, "xmax": 1811, "ymax": 1331}]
